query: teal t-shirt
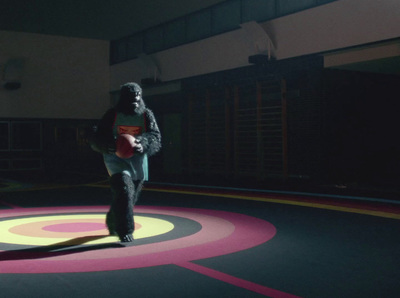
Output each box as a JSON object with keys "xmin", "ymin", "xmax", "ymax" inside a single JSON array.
[{"xmin": 103, "ymin": 112, "xmax": 148, "ymax": 180}]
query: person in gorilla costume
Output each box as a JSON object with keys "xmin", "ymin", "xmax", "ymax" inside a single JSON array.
[{"xmin": 91, "ymin": 82, "xmax": 161, "ymax": 242}]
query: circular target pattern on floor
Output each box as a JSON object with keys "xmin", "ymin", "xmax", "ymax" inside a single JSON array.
[
  {"xmin": 0, "ymin": 214, "xmax": 175, "ymax": 245},
  {"xmin": 0, "ymin": 205, "xmax": 276, "ymax": 273}
]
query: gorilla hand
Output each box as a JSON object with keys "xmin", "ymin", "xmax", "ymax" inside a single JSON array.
[{"xmin": 134, "ymin": 139, "xmax": 143, "ymax": 153}]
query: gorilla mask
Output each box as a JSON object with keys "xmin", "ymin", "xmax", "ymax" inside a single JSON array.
[{"xmin": 116, "ymin": 82, "xmax": 146, "ymax": 115}]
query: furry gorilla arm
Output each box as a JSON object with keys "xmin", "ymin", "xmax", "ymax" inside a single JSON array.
[
  {"xmin": 90, "ymin": 108, "xmax": 161, "ymax": 156},
  {"xmin": 135, "ymin": 109, "xmax": 161, "ymax": 156}
]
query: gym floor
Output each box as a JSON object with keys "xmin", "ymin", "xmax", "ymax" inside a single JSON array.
[{"xmin": 0, "ymin": 177, "xmax": 399, "ymax": 298}]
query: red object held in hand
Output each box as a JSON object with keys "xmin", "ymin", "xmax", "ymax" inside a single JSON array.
[{"xmin": 116, "ymin": 134, "xmax": 136, "ymax": 159}]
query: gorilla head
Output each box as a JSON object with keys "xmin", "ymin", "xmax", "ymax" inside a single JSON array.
[{"xmin": 116, "ymin": 82, "xmax": 146, "ymax": 115}]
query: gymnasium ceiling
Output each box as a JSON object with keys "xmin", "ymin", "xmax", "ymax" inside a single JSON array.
[
  {"xmin": 1, "ymin": 1, "xmax": 399, "ymax": 76},
  {"xmin": 0, "ymin": 0, "xmax": 226, "ymax": 40}
]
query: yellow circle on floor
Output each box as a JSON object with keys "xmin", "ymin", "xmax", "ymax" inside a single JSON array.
[{"xmin": 0, "ymin": 214, "xmax": 174, "ymax": 246}]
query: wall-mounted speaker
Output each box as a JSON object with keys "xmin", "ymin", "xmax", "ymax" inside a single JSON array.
[
  {"xmin": 2, "ymin": 58, "xmax": 25, "ymax": 90},
  {"xmin": 3, "ymin": 81, "xmax": 21, "ymax": 90}
]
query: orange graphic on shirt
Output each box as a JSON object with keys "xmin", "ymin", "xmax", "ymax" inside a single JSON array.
[{"xmin": 117, "ymin": 125, "xmax": 142, "ymax": 136}]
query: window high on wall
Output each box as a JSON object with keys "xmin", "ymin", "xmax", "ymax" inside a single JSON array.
[{"xmin": 110, "ymin": 0, "xmax": 338, "ymax": 64}]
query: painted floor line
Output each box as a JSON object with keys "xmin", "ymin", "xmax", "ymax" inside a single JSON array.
[
  {"xmin": 0, "ymin": 200, "xmax": 22, "ymax": 209},
  {"xmin": 176, "ymin": 261, "xmax": 302, "ymax": 298},
  {"xmin": 149, "ymin": 182, "xmax": 400, "ymax": 205},
  {"xmin": 146, "ymin": 188, "xmax": 400, "ymax": 220}
]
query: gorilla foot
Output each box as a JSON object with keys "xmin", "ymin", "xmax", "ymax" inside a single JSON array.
[{"xmin": 119, "ymin": 234, "xmax": 134, "ymax": 243}]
